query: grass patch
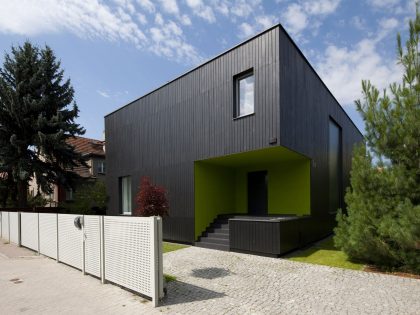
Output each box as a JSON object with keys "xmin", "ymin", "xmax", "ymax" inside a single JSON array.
[
  {"xmin": 164, "ymin": 274, "xmax": 177, "ymax": 282},
  {"xmin": 163, "ymin": 242, "xmax": 189, "ymax": 253},
  {"xmin": 287, "ymin": 237, "xmax": 365, "ymax": 271}
]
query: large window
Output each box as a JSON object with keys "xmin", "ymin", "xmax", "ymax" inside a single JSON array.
[
  {"xmin": 120, "ymin": 176, "xmax": 132, "ymax": 215},
  {"xmin": 234, "ymin": 70, "xmax": 255, "ymax": 118},
  {"xmin": 328, "ymin": 119, "xmax": 342, "ymax": 213}
]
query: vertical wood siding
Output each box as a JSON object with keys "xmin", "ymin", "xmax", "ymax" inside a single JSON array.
[
  {"xmin": 278, "ymin": 29, "xmax": 363, "ymax": 219},
  {"xmin": 105, "ymin": 28, "xmax": 281, "ymax": 243}
]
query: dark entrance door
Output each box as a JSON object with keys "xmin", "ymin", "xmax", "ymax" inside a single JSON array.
[{"xmin": 247, "ymin": 171, "xmax": 268, "ymax": 215}]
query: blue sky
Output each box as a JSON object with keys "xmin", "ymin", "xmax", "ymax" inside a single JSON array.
[{"xmin": 0, "ymin": 0, "xmax": 415, "ymax": 139}]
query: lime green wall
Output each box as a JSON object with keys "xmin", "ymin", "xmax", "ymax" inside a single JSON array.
[
  {"xmin": 194, "ymin": 162, "xmax": 240, "ymax": 238},
  {"xmin": 234, "ymin": 160, "xmax": 310, "ymax": 215},
  {"xmin": 194, "ymin": 146, "xmax": 311, "ymax": 239}
]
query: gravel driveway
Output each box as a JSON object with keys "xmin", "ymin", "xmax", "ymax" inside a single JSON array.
[{"xmin": 0, "ymin": 243, "xmax": 419, "ymax": 314}]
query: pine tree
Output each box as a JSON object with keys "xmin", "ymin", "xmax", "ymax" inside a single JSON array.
[
  {"xmin": 334, "ymin": 7, "xmax": 420, "ymax": 273},
  {"xmin": 0, "ymin": 42, "xmax": 86, "ymax": 207}
]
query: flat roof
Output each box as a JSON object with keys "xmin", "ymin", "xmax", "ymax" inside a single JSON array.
[{"xmin": 105, "ymin": 24, "xmax": 363, "ymax": 137}]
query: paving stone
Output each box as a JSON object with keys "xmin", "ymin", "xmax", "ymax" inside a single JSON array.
[{"xmin": 0, "ymin": 243, "xmax": 419, "ymax": 314}]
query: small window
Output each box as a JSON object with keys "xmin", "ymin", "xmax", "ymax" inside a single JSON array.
[
  {"xmin": 234, "ymin": 70, "xmax": 255, "ymax": 118},
  {"xmin": 97, "ymin": 161, "xmax": 106, "ymax": 174},
  {"xmin": 120, "ymin": 176, "xmax": 132, "ymax": 215}
]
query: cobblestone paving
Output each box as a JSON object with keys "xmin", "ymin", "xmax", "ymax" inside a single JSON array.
[
  {"xmin": 0, "ymin": 243, "xmax": 419, "ymax": 314},
  {"xmin": 162, "ymin": 247, "xmax": 420, "ymax": 315}
]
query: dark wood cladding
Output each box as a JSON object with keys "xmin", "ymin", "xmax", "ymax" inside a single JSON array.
[
  {"xmin": 229, "ymin": 216, "xmax": 336, "ymax": 256},
  {"xmin": 278, "ymin": 28, "xmax": 363, "ymax": 220},
  {"xmin": 105, "ymin": 27, "xmax": 281, "ymax": 243},
  {"xmin": 105, "ymin": 25, "xmax": 362, "ymax": 244}
]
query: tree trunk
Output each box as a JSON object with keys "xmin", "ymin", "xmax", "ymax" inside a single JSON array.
[{"xmin": 17, "ymin": 180, "xmax": 28, "ymax": 208}]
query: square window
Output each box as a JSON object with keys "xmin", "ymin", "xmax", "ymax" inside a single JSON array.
[{"xmin": 234, "ymin": 70, "xmax": 255, "ymax": 118}]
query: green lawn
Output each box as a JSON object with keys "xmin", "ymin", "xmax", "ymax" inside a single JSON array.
[
  {"xmin": 287, "ymin": 237, "xmax": 365, "ymax": 271},
  {"xmin": 162, "ymin": 242, "xmax": 189, "ymax": 283},
  {"xmin": 163, "ymin": 241, "xmax": 189, "ymax": 253}
]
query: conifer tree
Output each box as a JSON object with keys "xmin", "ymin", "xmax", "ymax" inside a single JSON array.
[
  {"xmin": 334, "ymin": 7, "xmax": 420, "ymax": 273},
  {"xmin": 0, "ymin": 42, "xmax": 86, "ymax": 207}
]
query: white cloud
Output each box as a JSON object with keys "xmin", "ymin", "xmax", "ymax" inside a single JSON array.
[
  {"xmin": 149, "ymin": 18, "xmax": 203, "ymax": 64},
  {"xmin": 0, "ymin": 0, "xmax": 203, "ymax": 65},
  {"xmin": 137, "ymin": 13, "xmax": 148, "ymax": 25},
  {"xmin": 97, "ymin": 90, "xmax": 110, "ymax": 98},
  {"xmin": 238, "ymin": 15, "xmax": 277, "ymax": 38},
  {"xmin": 136, "ymin": 0, "xmax": 155, "ymax": 13},
  {"xmin": 281, "ymin": 0, "xmax": 342, "ymax": 38},
  {"xmin": 351, "ymin": 16, "xmax": 366, "ymax": 30},
  {"xmin": 367, "ymin": 0, "xmax": 401, "ymax": 9},
  {"xmin": 185, "ymin": 0, "xmax": 216, "ymax": 23},
  {"xmin": 315, "ymin": 39, "xmax": 402, "ymax": 105},
  {"xmin": 230, "ymin": 0, "xmax": 261, "ymax": 18},
  {"xmin": 159, "ymin": 0, "xmax": 179, "ymax": 15},
  {"xmin": 238, "ymin": 23, "xmax": 255, "ymax": 38},
  {"xmin": 282, "ymin": 3, "xmax": 308, "ymax": 36},
  {"xmin": 0, "ymin": 0, "xmax": 147, "ymax": 46},
  {"xmin": 303, "ymin": 0, "xmax": 341, "ymax": 15}
]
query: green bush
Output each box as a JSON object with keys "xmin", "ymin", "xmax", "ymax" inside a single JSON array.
[
  {"xmin": 63, "ymin": 180, "xmax": 108, "ymax": 215},
  {"xmin": 334, "ymin": 7, "xmax": 420, "ymax": 274}
]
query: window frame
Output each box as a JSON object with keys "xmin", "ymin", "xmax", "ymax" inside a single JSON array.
[
  {"xmin": 119, "ymin": 176, "xmax": 132, "ymax": 215},
  {"xmin": 97, "ymin": 160, "xmax": 106, "ymax": 174},
  {"xmin": 233, "ymin": 69, "xmax": 255, "ymax": 119},
  {"xmin": 328, "ymin": 117, "xmax": 343, "ymax": 214}
]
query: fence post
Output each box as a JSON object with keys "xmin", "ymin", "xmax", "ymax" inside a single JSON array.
[
  {"xmin": 8, "ymin": 212, "xmax": 10, "ymax": 243},
  {"xmin": 150, "ymin": 216, "xmax": 159, "ymax": 307},
  {"xmin": 37, "ymin": 212, "xmax": 40, "ymax": 255},
  {"xmin": 17, "ymin": 212, "xmax": 21, "ymax": 246},
  {"xmin": 56, "ymin": 213, "xmax": 60, "ymax": 263},
  {"xmin": 157, "ymin": 217, "xmax": 164, "ymax": 299},
  {"xmin": 82, "ymin": 215, "xmax": 86, "ymax": 275},
  {"xmin": 100, "ymin": 216, "xmax": 106, "ymax": 284}
]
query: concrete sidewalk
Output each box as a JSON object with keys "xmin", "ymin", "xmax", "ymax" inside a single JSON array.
[{"xmin": 1, "ymin": 241, "xmax": 419, "ymax": 314}]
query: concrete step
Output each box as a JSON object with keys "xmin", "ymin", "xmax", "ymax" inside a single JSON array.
[
  {"xmin": 200, "ymin": 236, "xmax": 229, "ymax": 245},
  {"xmin": 195, "ymin": 241, "xmax": 229, "ymax": 251}
]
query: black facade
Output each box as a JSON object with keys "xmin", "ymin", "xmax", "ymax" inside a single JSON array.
[{"xmin": 105, "ymin": 25, "xmax": 363, "ymax": 246}]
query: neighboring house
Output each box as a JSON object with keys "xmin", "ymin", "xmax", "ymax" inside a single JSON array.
[
  {"xmin": 105, "ymin": 25, "xmax": 363, "ymax": 256},
  {"xmin": 29, "ymin": 136, "xmax": 106, "ymax": 206}
]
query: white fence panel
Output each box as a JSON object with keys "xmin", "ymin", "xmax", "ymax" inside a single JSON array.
[
  {"xmin": 104, "ymin": 216, "xmax": 155, "ymax": 298},
  {"xmin": 9, "ymin": 212, "xmax": 19, "ymax": 245},
  {"xmin": 1, "ymin": 211, "xmax": 8, "ymax": 240},
  {"xmin": 84, "ymin": 215, "xmax": 101, "ymax": 277},
  {"xmin": 39, "ymin": 213, "xmax": 58, "ymax": 259},
  {"xmin": 58, "ymin": 214, "xmax": 82, "ymax": 269},
  {"xmin": 21, "ymin": 212, "xmax": 38, "ymax": 251}
]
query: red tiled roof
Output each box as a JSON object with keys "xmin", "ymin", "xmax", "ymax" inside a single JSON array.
[{"xmin": 67, "ymin": 136, "xmax": 105, "ymax": 157}]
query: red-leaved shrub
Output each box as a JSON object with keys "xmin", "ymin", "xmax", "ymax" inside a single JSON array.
[{"xmin": 134, "ymin": 176, "xmax": 169, "ymax": 217}]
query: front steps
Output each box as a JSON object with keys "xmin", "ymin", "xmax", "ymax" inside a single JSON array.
[{"xmin": 195, "ymin": 215, "xmax": 232, "ymax": 251}]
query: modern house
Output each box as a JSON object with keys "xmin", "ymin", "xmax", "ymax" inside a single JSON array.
[
  {"xmin": 29, "ymin": 136, "xmax": 106, "ymax": 206},
  {"xmin": 105, "ymin": 25, "xmax": 363, "ymax": 256}
]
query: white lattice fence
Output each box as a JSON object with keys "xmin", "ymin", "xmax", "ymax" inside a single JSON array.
[
  {"xmin": 39, "ymin": 213, "xmax": 58, "ymax": 259},
  {"xmin": 58, "ymin": 214, "xmax": 83, "ymax": 269},
  {"xmin": 20, "ymin": 212, "xmax": 38, "ymax": 251},
  {"xmin": 9, "ymin": 212, "xmax": 20, "ymax": 245},
  {"xmin": 1, "ymin": 211, "xmax": 8, "ymax": 241},
  {"xmin": 0, "ymin": 212, "xmax": 163, "ymax": 306},
  {"xmin": 84, "ymin": 215, "xmax": 101, "ymax": 278}
]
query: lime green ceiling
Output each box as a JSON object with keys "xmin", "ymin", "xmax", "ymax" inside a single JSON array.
[{"xmin": 197, "ymin": 146, "xmax": 309, "ymax": 167}]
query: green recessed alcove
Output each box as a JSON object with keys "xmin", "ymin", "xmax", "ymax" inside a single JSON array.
[{"xmin": 194, "ymin": 146, "xmax": 311, "ymax": 239}]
